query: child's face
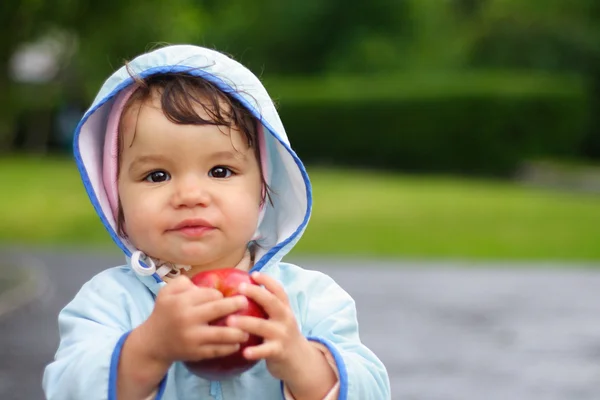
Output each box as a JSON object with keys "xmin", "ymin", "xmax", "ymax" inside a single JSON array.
[{"xmin": 117, "ymin": 91, "xmax": 263, "ymax": 270}]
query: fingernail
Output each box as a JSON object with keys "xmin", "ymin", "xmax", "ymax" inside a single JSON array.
[
  {"xmin": 242, "ymin": 333, "xmax": 250, "ymax": 341},
  {"xmin": 251, "ymin": 272, "xmax": 260, "ymax": 279},
  {"xmin": 238, "ymin": 296, "xmax": 248, "ymax": 307},
  {"xmin": 238, "ymin": 283, "xmax": 247, "ymax": 293}
]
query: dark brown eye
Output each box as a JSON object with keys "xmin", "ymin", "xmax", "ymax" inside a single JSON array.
[
  {"xmin": 209, "ymin": 166, "xmax": 233, "ymax": 178},
  {"xmin": 144, "ymin": 170, "xmax": 170, "ymax": 183}
]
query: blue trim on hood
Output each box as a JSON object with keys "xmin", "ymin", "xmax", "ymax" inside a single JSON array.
[
  {"xmin": 73, "ymin": 79, "xmax": 136, "ymax": 257},
  {"xmin": 74, "ymin": 65, "xmax": 312, "ymax": 278},
  {"xmin": 249, "ymin": 123, "xmax": 312, "ymax": 273}
]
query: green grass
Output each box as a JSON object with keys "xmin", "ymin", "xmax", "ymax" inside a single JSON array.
[
  {"xmin": 1, "ymin": 155, "xmax": 112, "ymax": 246},
  {"xmin": 2, "ymin": 156, "xmax": 600, "ymax": 261},
  {"xmin": 295, "ymin": 169, "xmax": 600, "ymax": 261}
]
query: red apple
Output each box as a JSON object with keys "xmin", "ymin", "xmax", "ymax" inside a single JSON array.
[{"xmin": 184, "ymin": 268, "xmax": 267, "ymax": 379}]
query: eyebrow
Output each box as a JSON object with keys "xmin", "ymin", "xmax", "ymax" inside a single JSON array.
[
  {"xmin": 129, "ymin": 155, "xmax": 169, "ymax": 172},
  {"xmin": 129, "ymin": 151, "xmax": 247, "ymax": 171},
  {"xmin": 208, "ymin": 150, "xmax": 248, "ymax": 161}
]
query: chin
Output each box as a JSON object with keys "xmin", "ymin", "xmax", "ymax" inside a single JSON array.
[{"xmin": 173, "ymin": 248, "xmax": 217, "ymax": 266}]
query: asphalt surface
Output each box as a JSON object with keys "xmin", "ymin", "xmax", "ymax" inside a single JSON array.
[{"xmin": 1, "ymin": 247, "xmax": 600, "ymax": 399}]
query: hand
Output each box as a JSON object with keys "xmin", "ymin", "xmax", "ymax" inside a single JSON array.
[
  {"xmin": 139, "ymin": 275, "xmax": 250, "ymax": 365},
  {"xmin": 226, "ymin": 272, "xmax": 311, "ymax": 381}
]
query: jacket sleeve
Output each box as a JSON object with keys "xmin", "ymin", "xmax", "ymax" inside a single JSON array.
[
  {"xmin": 300, "ymin": 272, "xmax": 391, "ymax": 400},
  {"xmin": 42, "ymin": 270, "xmax": 166, "ymax": 400}
]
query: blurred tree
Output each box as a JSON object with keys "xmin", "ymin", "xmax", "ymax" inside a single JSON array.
[
  {"xmin": 3, "ymin": 0, "xmax": 599, "ymax": 161},
  {"xmin": 1, "ymin": 0, "xmax": 415, "ymax": 151},
  {"xmin": 201, "ymin": 0, "xmax": 411, "ymax": 75},
  {"xmin": 394, "ymin": 0, "xmax": 473, "ymax": 71},
  {"xmin": 452, "ymin": 0, "xmax": 489, "ymax": 18},
  {"xmin": 579, "ymin": 0, "xmax": 600, "ymax": 159},
  {"xmin": 70, "ymin": 0, "xmax": 207, "ymax": 97},
  {"xmin": 0, "ymin": 0, "xmax": 56, "ymax": 151},
  {"xmin": 468, "ymin": 0, "xmax": 594, "ymax": 70},
  {"xmin": 466, "ymin": 0, "xmax": 600, "ymax": 158},
  {"xmin": 0, "ymin": 0, "xmax": 207, "ymax": 152}
]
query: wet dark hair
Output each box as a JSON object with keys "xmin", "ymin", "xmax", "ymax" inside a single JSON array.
[{"xmin": 116, "ymin": 72, "xmax": 272, "ymax": 237}]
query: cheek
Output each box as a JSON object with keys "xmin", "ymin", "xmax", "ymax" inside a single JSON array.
[
  {"xmin": 119, "ymin": 188, "xmax": 154, "ymax": 231},
  {"xmin": 123, "ymin": 196, "xmax": 155, "ymax": 223},
  {"xmin": 226, "ymin": 192, "xmax": 261, "ymax": 232},
  {"xmin": 119, "ymin": 201, "xmax": 158, "ymax": 249}
]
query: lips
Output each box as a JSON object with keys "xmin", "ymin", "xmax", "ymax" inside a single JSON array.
[
  {"xmin": 170, "ymin": 219, "xmax": 215, "ymax": 237},
  {"xmin": 172, "ymin": 218, "xmax": 214, "ymax": 230}
]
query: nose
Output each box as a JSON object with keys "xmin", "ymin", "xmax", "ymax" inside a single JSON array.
[{"xmin": 171, "ymin": 174, "xmax": 210, "ymax": 208}]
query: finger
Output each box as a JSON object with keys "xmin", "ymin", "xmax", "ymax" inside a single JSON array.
[
  {"xmin": 250, "ymin": 272, "xmax": 290, "ymax": 306},
  {"xmin": 195, "ymin": 295, "xmax": 248, "ymax": 323},
  {"xmin": 227, "ymin": 315, "xmax": 281, "ymax": 340},
  {"xmin": 187, "ymin": 343, "xmax": 242, "ymax": 361},
  {"xmin": 243, "ymin": 341, "xmax": 283, "ymax": 361},
  {"xmin": 186, "ymin": 287, "xmax": 224, "ymax": 305},
  {"xmin": 192, "ymin": 325, "xmax": 250, "ymax": 345},
  {"xmin": 239, "ymin": 282, "xmax": 288, "ymax": 320}
]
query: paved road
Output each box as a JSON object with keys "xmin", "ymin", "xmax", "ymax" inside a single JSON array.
[{"xmin": 1, "ymin": 247, "xmax": 600, "ymax": 399}]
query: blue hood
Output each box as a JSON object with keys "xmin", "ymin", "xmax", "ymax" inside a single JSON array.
[{"xmin": 74, "ymin": 44, "xmax": 312, "ymax": 279}]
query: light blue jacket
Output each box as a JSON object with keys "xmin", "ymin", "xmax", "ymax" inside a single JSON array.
[{"xmin": 43, "ymin": 45, "xmax": 390, "ymax": 400}]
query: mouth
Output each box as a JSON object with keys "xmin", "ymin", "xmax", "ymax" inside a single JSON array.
[{"xmin": 170, "ymin": 219, "xmax": 215, "ymax": 237}]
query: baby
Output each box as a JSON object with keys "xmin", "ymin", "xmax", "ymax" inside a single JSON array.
[{"xmin": 43, "ymin": 44, "xmax": 390, "ymax": 400}]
